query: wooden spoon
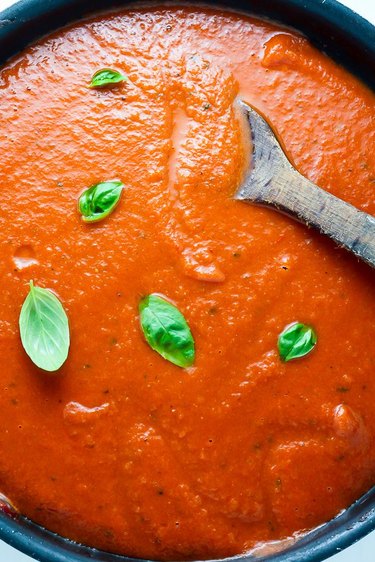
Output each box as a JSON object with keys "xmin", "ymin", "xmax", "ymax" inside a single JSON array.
[{"xmin": 236, "ymin": 101, "xmax": 375, "ymax": 269}]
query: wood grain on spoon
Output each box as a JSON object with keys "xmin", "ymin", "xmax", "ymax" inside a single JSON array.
[{"xmin": 237, "ymin": 101, "xmax": 375, "ymax": 268}]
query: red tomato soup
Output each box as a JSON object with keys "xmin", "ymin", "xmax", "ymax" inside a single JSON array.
[{"xmin": 0, "ymin": 5, "xmax": 374, "ymax": 561}]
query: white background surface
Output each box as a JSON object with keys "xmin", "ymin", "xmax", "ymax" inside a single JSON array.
[{"xmin": 0, "ymin": 0, "xmax": 374, "ymax": 560}]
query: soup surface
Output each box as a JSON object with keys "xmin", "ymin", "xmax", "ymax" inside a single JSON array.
[{"xmin": 0, "ymin": 5, "xmax": 374, "ymax": 560}]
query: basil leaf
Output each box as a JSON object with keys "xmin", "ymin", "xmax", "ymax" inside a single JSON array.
[
  {"xmin": 19, "ymin": 281, "xmax": 70, "ymax": 372},
  {"xmin": 89, "ymin": 68, "xmax": 127, "ymax": 88},
  {"xmin": 78, "ymin": 180, "xmax": 124, "ymax": 223},
  {"xmin": 278, "ymin": 322, "xmax": 317, "ymax": 362},
  {"xmin": 139, "ymin": 294, "xmax": 195, "ymax": 368}
]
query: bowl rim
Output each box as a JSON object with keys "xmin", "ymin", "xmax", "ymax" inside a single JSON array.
[
  {"xmin": 0, "ymin": 1, "xmax": 374, "ymax": 561},
  {"xmin": 1, "ymin": 0, "xmax": 375, "ymax": 88}
]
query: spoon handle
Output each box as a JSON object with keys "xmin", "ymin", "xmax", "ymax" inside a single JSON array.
[{"xmin": 258, "ymin": 169, "xmax": 375, "ymax": 268}]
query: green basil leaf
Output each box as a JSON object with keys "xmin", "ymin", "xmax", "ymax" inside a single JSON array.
[
  {"xmin": 19, "ymin": 281, "xmax": 70, "ymax": 372},
  {"xmin": 278, "ymin": 322, "xmax": 317, "ymax": 362},
  {"xmin": 89, "ymin": 68, "xmax": 127, "ymax": 88},
  {"xmin": 78, "ymin": 180, "xmax": 124, "ymax": 223},
  {"xmin": 139, "ymin": 294, "xmax": 195, "ymax": 368}
]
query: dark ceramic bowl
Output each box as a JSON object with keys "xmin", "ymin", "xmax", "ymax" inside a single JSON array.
[{"xmin": 0, "ymin": 1, "xmax": 374, "ymax": 561}]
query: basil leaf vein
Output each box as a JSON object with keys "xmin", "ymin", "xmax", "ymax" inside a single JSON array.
[
  {"xmin": 278, "ymin": 322, "xmax": 317, "ymax": 362},
  {"xmin": 139, "ymin": 294, "xmax": 195, "ymax": 368},
  {"xmin": 89, "ymin": 68, "xmax": 127, "ymax": 88},
  {"xmin": 78, "ymin": 180, "xmax": 124, "ymax": 223},
  {"xmin": 19, "ymin": 281, "xmax": 70, "ymax": 372}
]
